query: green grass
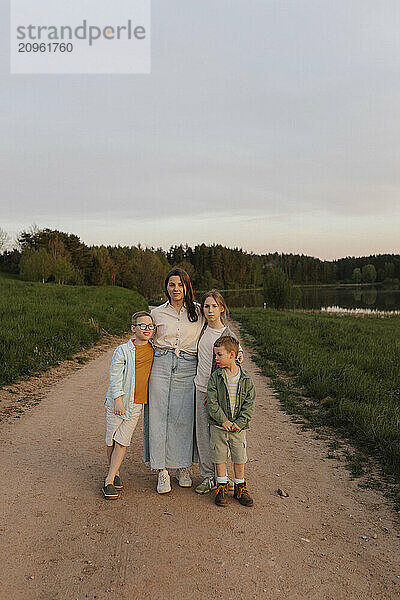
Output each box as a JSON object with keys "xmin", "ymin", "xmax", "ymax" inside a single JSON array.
[
  {"xmin": 232, "ymin": 308, "xmax": 400, "ymax": 484},
  {"xmin": 0, "ymin": 273, "xmax": 147, "ymax": 385}
]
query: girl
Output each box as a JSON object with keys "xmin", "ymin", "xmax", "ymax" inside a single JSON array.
[
  {"xmin": 143, "ymin": 268, "xmax": 205, "ymax": 493},
  {"xmin": 194, "ymin": 289, "xmax": 242, "ymax": 494}
]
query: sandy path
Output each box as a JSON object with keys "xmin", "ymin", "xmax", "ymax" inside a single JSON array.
[{"xmin": 1, "ymin": 324, "xmax": 399, "ymax": 600}]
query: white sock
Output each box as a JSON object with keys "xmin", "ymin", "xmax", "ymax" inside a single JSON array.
[
  {"xmin": 217, "ymin": 476, "xmax": 228, "ymax": 484},
  {"xmin": 234, "ymin": 478, "xmax": 245, "ymax": 484}
]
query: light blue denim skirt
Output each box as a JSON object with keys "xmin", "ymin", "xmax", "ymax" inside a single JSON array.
[{"xmin": 143, "ymin": 348, "xmax": 197, "ymax": 470}]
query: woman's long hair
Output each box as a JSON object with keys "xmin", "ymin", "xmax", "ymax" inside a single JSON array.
[
  {"xmin": 165, "ymin": 268, "xmax": 198, "ymax": 322},
  {"xmin": 200, "ymin": 289, "xmax": 229, "ymax": 325}
]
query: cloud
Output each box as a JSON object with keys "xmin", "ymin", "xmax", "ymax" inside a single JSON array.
[{"xmin": 1, "ymin": 1, "xmax": 400, "ymax": 258}]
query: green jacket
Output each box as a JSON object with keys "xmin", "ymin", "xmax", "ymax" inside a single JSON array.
[{"xmin": 206, "ymin": 366, "xmax": 256, "ymax": 431}]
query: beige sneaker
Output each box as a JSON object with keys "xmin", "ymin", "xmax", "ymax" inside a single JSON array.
[
  {"xmin": 157, "ymin": 469, "xmax": 171, "ymax": 494},
  {"xmin": 176, "ymin": 468, "xmax": 192, "ymax": 488}
]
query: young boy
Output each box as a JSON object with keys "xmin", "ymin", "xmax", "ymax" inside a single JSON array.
[
  {"xmin": 206, "ymin": 335, "xmax": 256, "ymax": 507},
  {"xmin": 103, "ymin": 311, "xmax": 155, "ymax": 499}
]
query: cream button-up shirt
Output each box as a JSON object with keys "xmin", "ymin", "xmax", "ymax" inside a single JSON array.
[{"xmin": 151, "ymin": 301, "xmax": 205, "ymax": 356}]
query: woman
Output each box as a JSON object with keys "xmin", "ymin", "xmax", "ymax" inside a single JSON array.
[{"xmin": 143, "ymin": 268, "xmax": 205, "ymax": 493}]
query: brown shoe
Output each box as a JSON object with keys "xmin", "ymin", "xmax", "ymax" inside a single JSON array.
[
  {"xmin": 234, "ymin": 481, "xmax": 254, "ymax": 507},
  {"xmin": 215, "ymin": 482, "xmax": 229, "ymax": 506}
]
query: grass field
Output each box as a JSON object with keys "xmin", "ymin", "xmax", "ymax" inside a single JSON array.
[
  {"xmin": 232, "ymin": 308, "xmax": 400, "ymax": 483},
  {"xmin": 0, "ymin": 273, "xmax": 147, "ymax": 385}
]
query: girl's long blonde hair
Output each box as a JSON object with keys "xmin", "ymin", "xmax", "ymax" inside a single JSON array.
[{"xmin": 200, "ymin": 289, "xmax": 229, "ymax": 325}]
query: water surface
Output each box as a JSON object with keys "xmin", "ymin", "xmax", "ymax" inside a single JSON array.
[{"xmin": 219, "ymin": 285, "xmax": 400, "ymax": 311}]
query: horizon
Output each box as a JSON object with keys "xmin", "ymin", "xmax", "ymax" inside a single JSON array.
[{"xmin": 4, "ymin": 223, "xmax": 399, "ymax": 263}]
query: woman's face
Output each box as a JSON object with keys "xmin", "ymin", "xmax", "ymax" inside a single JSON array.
[{"xmin": 167, "ymin": 275, "xmax": 185, "ymax": 303}]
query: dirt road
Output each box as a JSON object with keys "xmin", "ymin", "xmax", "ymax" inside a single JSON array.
[{"xmin": 1, "ymin": 325, "xmax": 399, "ymax": 600}]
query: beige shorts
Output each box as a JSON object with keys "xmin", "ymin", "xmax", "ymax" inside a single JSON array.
[
  {"xmin": 210, "ymin": 424, "xmax": 248, "ymax": 464},
  {"xmin": 105, "ymin": 403, "xmax": 142, "ymax": 447}
]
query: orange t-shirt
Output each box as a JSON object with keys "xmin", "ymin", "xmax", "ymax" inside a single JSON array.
[{"xmin": 134, "ymin": 343, "xmax": 154, "ymax": 404}]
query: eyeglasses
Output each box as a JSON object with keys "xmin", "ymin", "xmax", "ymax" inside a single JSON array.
[{"xmin": 134, "ymin": 323, "xmax": 156, "ymax": 331}]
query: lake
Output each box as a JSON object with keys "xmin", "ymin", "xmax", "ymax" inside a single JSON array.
[{"xmin": 219, "ymin": 285, "xmax": 400, "ymax": 312}]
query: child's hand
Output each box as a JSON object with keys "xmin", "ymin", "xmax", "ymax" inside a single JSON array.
[
  {"xmin": 114, "ymin": 396, "xmax": 125, "ymax": 416},
  {"xmin": 237, "ymin": 351, "xmax": 244, "ymax": 364},
  {"xmin": 221, "ymin": 420, "xmax": 233, "ymax": 431},
  {"xmin": 231, "ymin": 422, "xmax": 241, "ymax": 432}
]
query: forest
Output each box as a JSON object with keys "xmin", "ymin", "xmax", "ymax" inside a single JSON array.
[{"xmin": 0, "ymin": 227, "xmax": 399, "ymax": 300}]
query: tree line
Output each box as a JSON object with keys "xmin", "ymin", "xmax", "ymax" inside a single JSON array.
[{"xmin": 0, "ymin": 227, "xmax": 399, "ymax": 301}]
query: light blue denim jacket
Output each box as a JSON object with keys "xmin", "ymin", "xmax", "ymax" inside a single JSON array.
[{"xmin": 105, "ymin": 339, "xmax": 138, "ymax": 421}]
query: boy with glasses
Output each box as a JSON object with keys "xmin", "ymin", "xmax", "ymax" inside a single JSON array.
[{"xmin": 103, "ymin": 311, "xmax": 155, "ymax": 499}]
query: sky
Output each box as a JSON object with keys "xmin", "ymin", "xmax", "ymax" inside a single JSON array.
[{"xmin": 1, "ymin": 0, "xmax": 399, "ymax": 260}]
